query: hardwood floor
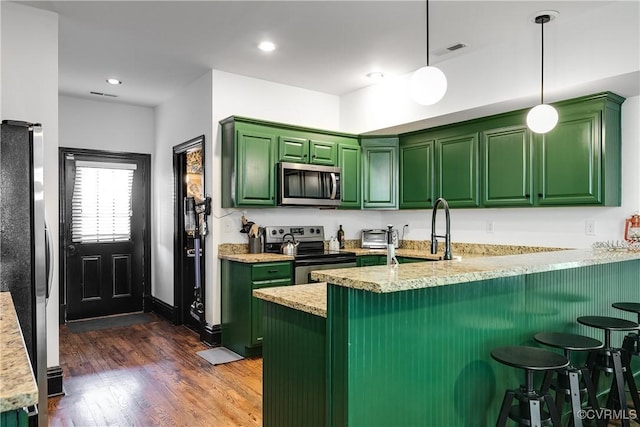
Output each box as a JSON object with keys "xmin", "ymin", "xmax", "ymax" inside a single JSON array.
[{"xmin": 48, "ymin": 314, "xmax": 262, "ymax": 426}]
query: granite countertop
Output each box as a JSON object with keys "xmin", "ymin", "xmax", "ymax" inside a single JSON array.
[
  {"xmin": 310, "ymin": 249, "xmax": 640, "ymax": 294},
  {"xmin": 253, "ymin": 282, "xmax": 327, "ymax": 318},
  {"xmin": 0, "ymin": 292, "xmax": 38, "ymax": 412},
  {"xmin": 218, "ymin": 241, "xmax": 564, "ymax": 263},
  {"xmin": 218, "ymin": 252, "xmax": 294, "ymax": 263}
]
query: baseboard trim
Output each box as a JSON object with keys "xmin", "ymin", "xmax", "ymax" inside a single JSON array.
[
  {"xmin": 202, "ymin": 324, "xmax": 221, "ymax": 347},
  {"xmin": 47, "ymin": 366, "xmax": 64, "ymax": 397},
  {"xmin": 151, "ymin": 297, "xmax": 178, "ymax": 324}
]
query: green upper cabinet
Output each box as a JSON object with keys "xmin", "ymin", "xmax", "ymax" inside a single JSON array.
[
  {"xmin": 221, "ymin": 116, "xmax": 357, "ymax": 208},
  {"xmin": 278, "ymin": 136, "xmax": 309, "ymax": 163},
  {"xmin": 361, "ymin": 137, "xmax": 399, "ymax": 209},
  {"xmin": 436, "ymin": 131, "xmax": 480, "ymax": 207},
  {"xmin": 338, "ymin": 143, "xmax": 361, "ymax": 209},
  {"xmin": 221, "ymin": 118, "xmax": 277, "ymax": 207},
  {"xmin": 532, "ymin": 92, "xmax": 623, "ymax": 206},
  {"xmin": 482, "ymin": 125, "xmax": 533, "ymax": 207},
  {"xmin": 399, "ymin": 137, "xmax": 435, "ymax": 209},
  {"xmin": 309, "ymin": 139, "xmax": 337, "ymax": 165},
  {"xmin": 278, "ymin": 133, "xmax": 337, "ymax": 166}
]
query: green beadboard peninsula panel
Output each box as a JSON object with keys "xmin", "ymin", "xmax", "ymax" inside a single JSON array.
[
  {"xmin": 262, "ymin": 302, "xmax": 326, "ymax": 427},
  {"xmin": 0, "ymin": 409, "xmax": 28, "ymax": 427},
  {"xmin": 327, "ymin": 260, "xmax": 640, "ymax": 427}
]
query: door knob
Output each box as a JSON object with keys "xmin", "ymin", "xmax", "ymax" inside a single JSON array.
[{"xmin": 68, "ymin": 244, "xmax": 77, "ymax": 256}]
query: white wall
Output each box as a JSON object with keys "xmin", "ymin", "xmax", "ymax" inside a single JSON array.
[
  {"xmin": 59, "ymin": 96, "xmax": 154, "ymax": 153},
  {"xmin": 336, "ymin": 0, "xmax": 640, "ymax": 250},
  {"xmin": 340, "ymin": 1, "xmax": 640, "ymax": 134},
  {"xmin": 1, "ymin": 2, "xmax": 59, "ymax": 367},
  {"xmin": 153, "ymin": 71, "xmax": 213, "ymax": 305}
]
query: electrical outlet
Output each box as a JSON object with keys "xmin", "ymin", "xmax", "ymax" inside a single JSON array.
[
  {"xmin": 223, "ymin": 219, "xmax": 233, "ymax": 234},
  {"xmin": 585, "ymin": 220, "xmax": 596, "ymax": 236},
  {"xmin": 486, "ymin": 221, "xmax": 494, "ymax": 233}
]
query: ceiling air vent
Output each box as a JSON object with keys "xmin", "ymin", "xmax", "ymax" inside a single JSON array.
[
  {"xmin": 433, "ymin": 42, "xmax": 468, "ymax": 57},
  {"xmin": 89, "ymin": 91, "xmax": 118, "ymax": 98},
  {"xmin": 447, "ymin": 43, "xmax": 467, "ymax": 52}
]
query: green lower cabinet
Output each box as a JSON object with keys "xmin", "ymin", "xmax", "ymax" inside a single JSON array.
[
  {"xmin": 482, "ymin": 126, "xmax": 534, "ymax": 206},
  {"xmin": 399, "ymin": 138, "xmax": 435, "ymax": 209},
  {"xmin": 338, "ymin": 143, "xmax": 361, "ymax": 208},
  {"xmin": 396, "ymin": 256, "xmax": 427, "ymax": 263},
  {"xmin": 0, "ymin": 409, "xmax": 28, "ymax": 427},
  {"xmin": 221, "ymin": 260, "xmax": 292, "ymax": 356},
  {"xmin": 356, "ymin": 255, "xmax": 385, "ymax": 266}
]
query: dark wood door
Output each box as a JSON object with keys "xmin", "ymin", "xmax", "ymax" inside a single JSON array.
[{"xmin": 62, "ymin": 151, "xmax": 149, "ymax": 320}]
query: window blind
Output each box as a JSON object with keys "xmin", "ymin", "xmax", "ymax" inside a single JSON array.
[{"xmin": 71, "ymin": 164, "xmax": 134, "ymax": 243}]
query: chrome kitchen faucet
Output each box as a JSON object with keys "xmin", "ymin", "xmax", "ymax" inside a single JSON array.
[{"xmin": 431, "ymin": 198, "xmax": 452, "ymax": 260}]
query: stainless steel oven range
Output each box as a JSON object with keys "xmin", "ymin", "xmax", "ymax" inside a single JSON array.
[{"xmin": 263, "ymin": 225, "xmax": 356, "ymax": 284}]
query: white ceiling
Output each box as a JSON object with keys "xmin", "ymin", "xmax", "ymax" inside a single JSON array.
[{"xmin": 15, "ymin": 0, "xmax": 631, "ymax": 107}]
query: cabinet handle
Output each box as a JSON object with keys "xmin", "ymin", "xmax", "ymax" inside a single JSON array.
[
  {"xmin": 525, "ymin": 194, "xmax": 530, "ymax": 198},
  {"xmin": 267, "ymin": 269, "xmax": 278, "ymax": 273},
  {"xmin": 427, "ymin": 198, "xmax": 432, "ymax": 202},
  {"xmin": 538, "ymin": 193, "xmax": 543, "ymax": 198},
  {"xmin": 303, "ymin": 154, "xmax": 307, "ymax": 158}
]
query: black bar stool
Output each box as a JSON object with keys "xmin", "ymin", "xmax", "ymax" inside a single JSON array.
[
  {"xmin": 534, "ymin": 332, "xmax": 605, "ymax": 427},
  {"xmin": 577, "ymin": 316, "xmax": 640, "ymax": 427},
  {"xmin": 492, "ymin": 346, "xmax": 569, "ymax": 427},
  {"xmin": 612, "ymin": 302, "xmax": 640, "ymax": 357}
]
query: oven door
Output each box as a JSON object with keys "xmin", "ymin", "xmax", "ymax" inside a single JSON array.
[{"xmin": 294, "ymin": 256, "xmax": 356, "ymax": 284}]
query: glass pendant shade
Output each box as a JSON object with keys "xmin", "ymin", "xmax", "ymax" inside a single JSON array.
[
  {"xmin": 526, "ymin": 103, "xmax": 558, "ymax": 134},
  {"xmin": 409, "ymin": 66, "xmax": 448, "ymax": 106}
]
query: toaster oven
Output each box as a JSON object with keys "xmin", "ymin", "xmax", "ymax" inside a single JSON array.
[{"xmin": 361, "ymin": 229, "xmax": 399, "ymax": 249}]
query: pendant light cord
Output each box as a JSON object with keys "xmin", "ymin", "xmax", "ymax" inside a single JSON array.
[
  {"xmin": 426, "ymin": 0, "xmax": 430, "ymax": 67},
  {"xmin": 540, "ymin": 17, "xmax": 544, "ymax": 105}
]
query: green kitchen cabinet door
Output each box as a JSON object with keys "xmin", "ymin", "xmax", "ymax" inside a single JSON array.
[
  {"xmin": 236, "ymin": 130, "xmax": 277, "ymax": 206},
  {"xmin": 278, "ymin": 135, "xmax": 309, "ymax": 163},
  {"xmin": 338, "ymin": 143, "xmax": 361, "ymax": 209},
  {"xmin": 309, "ymin": 139, "xmax": 337, "ymax": 165},
  {"xmin": 362, "ymin": 138, "xmax": 399, "ymax": 209},
  {"xmin": 436, "ymin": 132, "xmax": 480, "ymax": 207},
  {"xmin": 536, "ymin": 111, "xmax": 602, "ymax": 206},
  {"xmin": 399, "ymin": 138, "xmax": 435, "ymax": 209},
  {"xmin": 482, "ymin": 126, "xmax": 534, "ymax": 206},
  {"xmin": 357, "ymin": 255, "xmax": 386, "ymax": 266}
]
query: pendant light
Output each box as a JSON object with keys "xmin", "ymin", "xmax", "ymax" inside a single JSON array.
[
  {"xmin": 409, "ymin": 0, "xmax": 447, "ymax": 105},
  {"xmin": 526, "ymin": 14, "xmax": 558, "ymax": 134}
]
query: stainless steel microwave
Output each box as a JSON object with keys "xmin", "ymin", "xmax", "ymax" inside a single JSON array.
[{"xmin": 277, "ymin": 162, "xmax": 341, "ymax": 207}]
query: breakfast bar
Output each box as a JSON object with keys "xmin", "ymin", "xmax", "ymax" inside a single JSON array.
[{"xmin": 254, "ymin": 249, "xmax": 640, "ymax": 427}]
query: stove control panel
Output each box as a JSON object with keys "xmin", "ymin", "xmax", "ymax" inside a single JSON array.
[{"xmin": 263, "ymin": 225, "xmax": 324, "ymax": 244}]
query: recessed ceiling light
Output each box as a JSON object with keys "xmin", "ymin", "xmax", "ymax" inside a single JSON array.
[
  {"xmin": 366, "ymin": 71, "xmax": 384, "ymax": 81},
  {"xmin": 258, "ymin": 41, "xmax": 276, "ymax": 52},
  {"xmin": 106, "ymin": 78, "xmax": 122, "ymax": 85}
]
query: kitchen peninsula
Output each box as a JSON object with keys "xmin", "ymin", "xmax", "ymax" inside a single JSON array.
[{"xmin": 254, "ymin": 249, "xmax": 640, "ymax": 427}]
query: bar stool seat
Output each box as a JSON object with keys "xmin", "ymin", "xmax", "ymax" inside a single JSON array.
[
  {"xmin": 534, "ymin": 332, "xmax": 604, "ymax": 427},
  {"xmin": 612, "ymin": 302, "xmax": 640, "ymax": 357},
  {"xmin": 492, "ymin": 346, "xmax": 568, "ymax": 427},
  {"xmin": 577, "ymin": 315, "xmax": 640, "ymax": 427}
]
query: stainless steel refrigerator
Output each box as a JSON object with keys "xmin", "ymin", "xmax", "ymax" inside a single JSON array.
[{"xmin": 0, "ymin": 120, "xmax": 48, "ymax": 425}]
